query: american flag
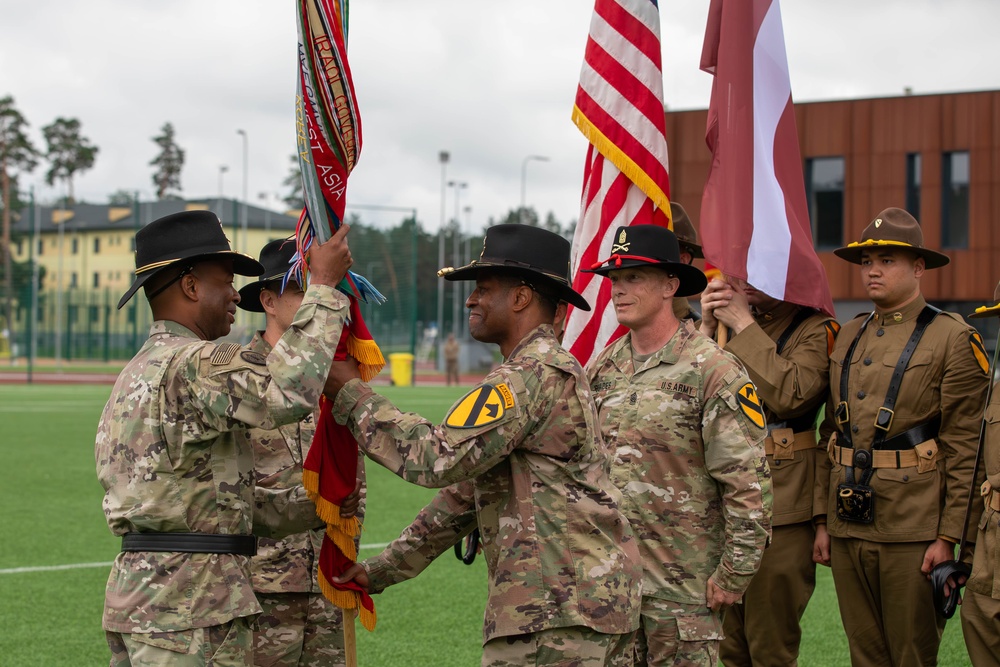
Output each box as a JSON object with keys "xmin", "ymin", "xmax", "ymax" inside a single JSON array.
[
  {"xmin": 563, "ymin": 0, "xmax": 673, "ymax": 367},
  {"xmin": 699, "ymin": 0, "xmax": 834, "ymax": 317}
]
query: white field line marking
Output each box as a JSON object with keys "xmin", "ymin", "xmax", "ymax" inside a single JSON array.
[{"xmin": 0, "ymin": 542, "xmax": 391, "ymax": 575}]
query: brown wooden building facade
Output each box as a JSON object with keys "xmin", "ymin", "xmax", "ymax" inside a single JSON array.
[{"xmin": 665, "ymin": 89, "xmax": 1000, "ymax": 321}]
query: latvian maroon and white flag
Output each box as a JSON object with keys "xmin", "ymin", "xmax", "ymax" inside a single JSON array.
[
  {"xmin": 563, "ymin": 0, "xmax": 673, "ymax": 367},
  {"xmin": 700, "ymin": 0, "xmax": 834, "ymax": 317}
]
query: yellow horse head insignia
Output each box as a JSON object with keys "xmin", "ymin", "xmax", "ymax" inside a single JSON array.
[
  {"xmin": 970, "ymin": 332, "xmax": 989, "ymax": 375},
  {"xmin": 445, "ymin": 383, "xmax": 515, "ymax": 429},
  {"xmin": 737, "ymin": 383, "xmax": 765, "ymax": 429}
]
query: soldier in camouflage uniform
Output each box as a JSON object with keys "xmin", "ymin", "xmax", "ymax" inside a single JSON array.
[
  {"xmin": 95, "ymin": 212, "xmax": 354, "ymax": 666},
  {"xmin": 585, "ymin": 224, "xmax": 772, "ymax": 667},
  {"xmin": 328, "ymin": 224, "xmax": 642, "ymax": 666},
  {"xmin": 700, "ymin": 277, "xmax": 838, "ymax": 666},
  {"xmin": 238, "ymin": 238, "xmax": 365, "ymax": 667}
]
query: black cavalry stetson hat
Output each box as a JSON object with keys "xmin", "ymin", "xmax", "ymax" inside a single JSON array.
[
  {"xmin": 438, "ymin": 223, "xmax": 591, "ymax": 311},
  {"xmin": 585, "ymin": 224, "xmax": 708, "ymax": 297},
  {"xmin": 238, "ymin": 236, "xmax": 299, "ymax": 313},
  {"xmin": 118, "ymin": 210, "xmax": 264, "ymax": 309}
]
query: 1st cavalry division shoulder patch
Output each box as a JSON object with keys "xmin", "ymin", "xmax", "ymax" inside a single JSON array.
[
  {"xmin": 446, "ymin": 383, "xmax": 515, "ymax": 429},
  {"xmin": 737, "ymin": 383, "xmax": 765, "ymax": 429},
  {"xmin": 970, "ymin": 331, "xmax": 990, "ymax": 375}
]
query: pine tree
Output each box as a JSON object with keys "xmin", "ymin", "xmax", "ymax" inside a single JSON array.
[{"xmin": 150, "ymin": 122, "xmax": 185, "ymax": 199}]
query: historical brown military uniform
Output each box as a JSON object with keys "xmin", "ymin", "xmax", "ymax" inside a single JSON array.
[
  {"xmin": 818, "ymin": 209, "xmax": 989, "ymax": 666},
  {"xmin": 671, "ymin": 202, "xmax": 704, "ymax": 325},
  {"xmin": 719, "ymin": 302, "xmax": 836, "ymax": 666},
  {"xmin": 961, "ymin": 286, "xmax": 1000, "ymax": 666}
]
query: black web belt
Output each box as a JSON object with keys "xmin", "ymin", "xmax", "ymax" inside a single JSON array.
[
  {"xmin": 836, "ymin": 306, "xmax": 940, "ymax": 484},
  {"xmin": 121, "ymin": 532, "xmax": 257, "ymax": 556},
  {"xmin": 768, "ymin": 411, "xmax": 818, "ymax": 435}
]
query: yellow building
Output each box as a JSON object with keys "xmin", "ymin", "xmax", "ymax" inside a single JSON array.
[{"xmin": 10, "ymin": 198, "xmax": 300, "ymax": 359}]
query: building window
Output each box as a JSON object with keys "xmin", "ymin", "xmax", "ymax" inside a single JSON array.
[
  {"xmin": 70, "ymin": 272, "xmax": 78, "ymax": 288},
  {"xmin": 37, "ymin": 239, "xmax": 43, "ymax": 256},
  {"xmin": 93, "ymin": 237, "xmax": 101, "ymax": 254},
  {"xmin": 942, "ymin": 151, "xmax": 970, "ymax": 249},
  {"xmin": 906, "ymin": 153, "xmax": 921, "ymax": 221},
  {"xmin": 805, "ymin": 157, "xmax": 845, "ymax": 250},
  {"xmin": 71, "ymin": 237, "xmax": 79, "ymax": 254},
  {"xmin": 93, "ymin": 272, "xmax": 100, "ymax": 288}
]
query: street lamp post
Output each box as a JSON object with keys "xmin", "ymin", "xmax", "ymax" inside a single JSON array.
[
  {"xmin": 436, "ymin": 151, "xmax": 449, "ymax": 367},
  {"xmin": 447, "ymin": 180, "xmax": 467, "ymax": 336},
  {"xmin": 217, "ymin": 165, "xmax": 229, "ymax": 224},
  {"xmin": 237, "ymin": 129, "xmax": 248, "ymax": 253},
  {"xmin": 463, "ymin": 204, "xmax": 473, "ymax": 339},
  {"xmin": 520, "ymin": 155, "xmax": 550, "ymax": 225}
]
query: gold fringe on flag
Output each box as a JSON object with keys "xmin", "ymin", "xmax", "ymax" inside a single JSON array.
[
  {"xmin": 317, "ymin": 575, "xmax": 378, "ymax": 632},
  {"xmin": 572, "ymin": 105, "xmax": 673, "ymax": 227},
  {"xmin": 347, "ymin": 334, "xmax": 386, "ymax": 382}
]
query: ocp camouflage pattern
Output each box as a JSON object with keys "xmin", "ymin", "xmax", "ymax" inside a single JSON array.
[
  {"xmin": 587, "ymin": 321, "xmax": 772, "ymax": 602},
  {"xmin": 95, "ymin": 285, "xmax": 348, "ymax": 634},
  {"xmin": 335, "ymin": 324, "xmax": 642, "ymax": 643}
]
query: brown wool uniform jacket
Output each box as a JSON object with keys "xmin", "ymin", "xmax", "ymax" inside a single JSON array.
[
  {"xmin": 818, "ymin": 296, "xmax": 989, "ymax": 543},
  {"xmin": 968, "ymin": 381, "xmax": 1000, "ymax": 598},
  {"xmin": 725, "ymin": 302, "xmax": 836, "ymax": 526}
]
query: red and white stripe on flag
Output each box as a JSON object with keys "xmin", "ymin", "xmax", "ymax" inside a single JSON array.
[
  {"xmin": 564, "ymin": 0, "xmax": 673, "ymax": 367},
  {"xmin": 699, "ymin": 0, "xmax": 834, "ymax": 317}
]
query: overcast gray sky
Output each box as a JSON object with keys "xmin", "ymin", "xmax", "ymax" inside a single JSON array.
[{"xmin": 3, "ymin": 0, "xmax": 997, "ymax": 234}]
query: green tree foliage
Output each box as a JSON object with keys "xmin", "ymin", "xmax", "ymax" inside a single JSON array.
[
  {"xmin": 0, "ymin": 95, "xmax": 41, "ymax": 338},
  {"xmin": 150, "ymin": 122, "xmax": 184, "ymax": 199},
  {"xmin": 0, "ymin": 95, "xmax": 40, "ymax": 220},
  {"xmin": 41, "ymin": 116, "xmax": 99, "ymax": 203},
  {"xmin": 107, "ymin": 189, "xmax": 135, "ymax": 206},
  {"xmin": 282, "ymin": 153, "xmax": 304, "ymax": 210}
]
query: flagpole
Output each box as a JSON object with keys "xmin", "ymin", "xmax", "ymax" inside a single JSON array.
[{"xmin": 344, "ymin": 608, "xmax": 358, "ymax": 667}]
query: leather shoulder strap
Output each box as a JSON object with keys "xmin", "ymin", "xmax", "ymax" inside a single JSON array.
[
  {"xmin": 871, "ymin": 305, "xmax": 941, "ymax": 449},
  {"xmin": 775, "ymin": 307, "xmax": 816, "ymax": 356}
]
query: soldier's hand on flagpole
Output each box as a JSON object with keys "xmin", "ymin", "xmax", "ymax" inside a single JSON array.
[
  {"xmin": 699, "ymin": 278, "xmax": 727, "ymax": 338},
  {"xmin": 332, "ymin": 563, "xmax": 371, "ymax": 591},
  {"xmin": 310, "ymin": 223, "xmax": 354, "ymax": 287},
  {"xmin": 339, "ymin": 478, "xmax": 363, "ymax": 519},
  {"xmin": 324, "ymin": 355, "xmax": 362, "ymax": 400}
]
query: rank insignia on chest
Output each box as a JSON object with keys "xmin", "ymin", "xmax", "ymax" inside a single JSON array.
[
  {"xmin": 970, "ymin": 331, "xmax": 989, "ymax": 375},
  {"xmin": 445, "ymin": 383, "xmax": 515, "ymax": 428},
  {"xmin": 737, "ymin": 383, "xmax": 765, "ymax": 429}
]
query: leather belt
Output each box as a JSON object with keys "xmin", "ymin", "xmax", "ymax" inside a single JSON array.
[
  {"xmin": 879, "ymin": 415, "xmax": 941, "ymax": 451},
  {"xmin": 121, "ymin": 532, "xmax": 257, "ymax": 556},
  {"xmin": 832, "ymin": 443, "xmax": 935, "ymax": 469},
  {"xmin": 767, "ymin": 413, "xmax": 817, "ymax": 435}
]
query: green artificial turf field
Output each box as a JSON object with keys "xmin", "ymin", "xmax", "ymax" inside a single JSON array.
[{"xmin": 0, "ymin": 384, "xmax": 972, "ymax": 666}]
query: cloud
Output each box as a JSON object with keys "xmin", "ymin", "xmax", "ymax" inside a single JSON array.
[{"xmin": 3, "ymin": 0, "xmax": 999, "ymax": 237}]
